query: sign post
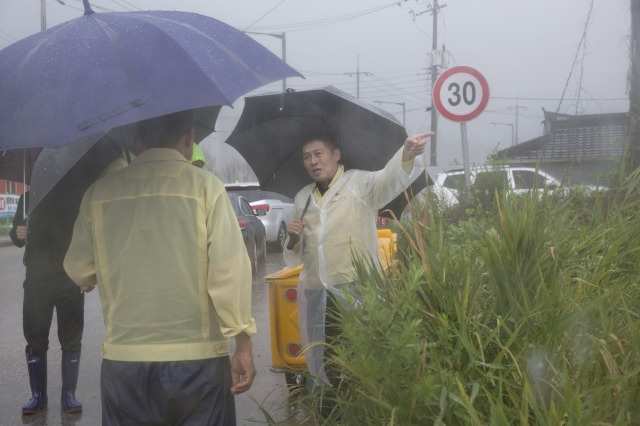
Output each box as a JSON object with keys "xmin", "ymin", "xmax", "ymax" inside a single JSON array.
[{"xmin": 433, "ymin": 65, "xmax": 489, "ymax": 194}]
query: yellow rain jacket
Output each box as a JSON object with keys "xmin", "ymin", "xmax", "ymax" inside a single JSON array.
[
  {"xmin": 64, "ymin": 148, "xmax": 255, "ymax": 362},
  {"xmin": 283, "ymin": 146, "xmax": 424, "ymax": 385}
]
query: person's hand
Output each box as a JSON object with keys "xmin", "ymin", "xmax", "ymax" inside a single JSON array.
[
  {"xmin": 230, "ymin": 333, "xmax": 256, "ymax": 395},
  {"xmin": 287, "ymin": 219, "xmax": 305, "ymax": 239},
  {"xmin": 80, "ymin": 286, "xmax": 95, "ymax": 293},
  {"xmin": 16, "ymin": 225, "xmax": 26, "ymax": 241},
  {"xmin": 402, "ymin": 132, "xmax": 434, "ymax": 162}
]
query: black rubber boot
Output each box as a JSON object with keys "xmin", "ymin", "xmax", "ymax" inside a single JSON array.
[
  {"xmin": 61, "ymin": 351, "xmax": 82, "ymax": 413},
  {"xmin": 22, "ymin": 352, "xmax": 48, "ymax": 414}
]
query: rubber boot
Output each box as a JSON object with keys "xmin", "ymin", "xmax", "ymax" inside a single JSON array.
[
  {"xmin": 22, "ymin": 352, "xmax": 48, "ymax": 414},
  {"xmin": 61, "ymin": 351, "xmax": 82, "ymax": 413}
]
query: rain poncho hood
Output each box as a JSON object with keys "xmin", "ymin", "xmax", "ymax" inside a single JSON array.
[
  {"xmin": 190, "ymin": 143, "xmax": 206, "ymax": 168},
  {"xmin": 283, "ymin": 146, "xmax": 424, "ymax": 385}
]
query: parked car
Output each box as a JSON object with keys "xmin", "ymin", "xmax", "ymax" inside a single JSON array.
[
  {"xmin": 225, "ymin": 190, "xmax": 267, "ymax": 272},
  {"xmin": 431, "ymin": 166, "xmax": 562, "ymax": 207},
  {"xmin": 224, "ymin": 183, "xmax": 294, "ymax": 251},
  {"xmin": 0, "ymin": 193, "xmax": 20, "ymax": 219}
]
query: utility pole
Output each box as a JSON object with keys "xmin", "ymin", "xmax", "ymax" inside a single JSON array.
[
  {"xmin": 490, "ymin": 122, "xmax": 515, "ymax": 146},
  {"xmin": 41, "ymin": 0, "xmax": 65, "ymax": 31},
  {"xmin": 507, "ymin": 96, "xmax": 526, "ymax": 145},
  {"xmin": 41, "ymin": 0, "xmax": 46, "ymax": 30},
  {"xmin": 428, "ymin": 0, "xmax": 446, "ymax": 166},
  {"xmin": 374, "ymin": 101, "xmax": 406, "ymax": 127},
  {"xmin": 345, "ymin": 55, "xmax": 372, "ymax": 99},
  {"xmin": 245, "ymin": 32, "xmax": 287, "ymax": 92}
]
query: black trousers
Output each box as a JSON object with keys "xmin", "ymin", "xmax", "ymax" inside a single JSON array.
[
  {"xmin": 324, "ymin": 292, "xmax": 342, "ymax": 389},
  {"xmin": 101, "ymin": 357, "xmax": 236, "ymax": 426},
  {"xmin": 23, "ymin": 273, "xmax": 84, "ymax": 355}
]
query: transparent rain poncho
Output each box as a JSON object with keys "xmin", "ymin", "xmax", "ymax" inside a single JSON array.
[{"xmin": 284, "ymin": 147, "xmax": 424, "ymax": 387}]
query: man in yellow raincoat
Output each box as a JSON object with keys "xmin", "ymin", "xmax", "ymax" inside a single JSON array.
[
  {"xmin": 64, "ymin": 110, "xmax": 256, "ymax": 425},
  {"xmin": 284, "ymin": 128, "xmax": 433, "ymax": 415}
]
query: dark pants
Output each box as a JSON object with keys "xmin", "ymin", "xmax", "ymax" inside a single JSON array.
[
  {"xmin": 23, "ymin": 273, "xmax": 84, "ymax": 355},
  {"xmin": 101, "ymin": 357, "xmax": 236, "ymax": 426},
  {"xmin": 324, "ymin": 292, "xmax": 342, "ymax": 389}
]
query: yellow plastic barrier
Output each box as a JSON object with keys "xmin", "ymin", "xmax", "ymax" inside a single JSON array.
[{"xmin": 265, "ymin": 230, "xmax": 397, "ymax": 372}]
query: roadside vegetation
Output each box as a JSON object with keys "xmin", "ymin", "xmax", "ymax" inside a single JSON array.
[
  {"xmin": 0, "ymin": 219, "xmax": 11, "ymax": 235},
  {"xmin": 273, "ymin": 164, "xmax": 640, "ymax": 425}
]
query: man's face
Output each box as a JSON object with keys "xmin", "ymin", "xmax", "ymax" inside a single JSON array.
[{"xmin": 302, "ymin": 140, "xmax": 340, "ymax": 188}]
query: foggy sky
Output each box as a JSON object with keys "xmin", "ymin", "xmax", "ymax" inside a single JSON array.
[{"xmin": 0, "ymin": 0, "xmax": 630, "ymax": 171}]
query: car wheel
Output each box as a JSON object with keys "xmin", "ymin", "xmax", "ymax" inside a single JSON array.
[{"xmin": 275, "ymin": 222, "xmax": 287, "ymax": 252}]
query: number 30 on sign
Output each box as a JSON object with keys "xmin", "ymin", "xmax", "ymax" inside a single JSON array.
[{"xmin": 433, "ymin": 66, "xmax": 489, "ymax": 122}]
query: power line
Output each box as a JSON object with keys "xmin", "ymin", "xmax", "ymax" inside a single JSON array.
[
  {"xmin": 243, "ymin": 0, "xmax": 288, "ymax": 32},
  {"xmin": 249, "ymin": 1, "xmax": 408, "ymax": 33},
  {"xmin": 555, "ymin": 0, "xmax": 595, "ymax": 115},
  {"xmin": 492, "ymin": 96, "xmax": 627, "ymax": 102}
]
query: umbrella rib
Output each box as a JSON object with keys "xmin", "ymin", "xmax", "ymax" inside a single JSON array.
[{"xmin": 77, "ymin": 100, "xmax": 144, "ymax": 131}]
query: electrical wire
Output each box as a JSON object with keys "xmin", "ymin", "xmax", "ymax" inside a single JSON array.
[
  {"xmin": 555, "ymin": 0, "xmax": 595, "ymax": 115},
  {"xmin": 249, "ymin": 1, "xmax": 407, "ymax": 33},
  {"xmin": 243, "ymin": 0, "xmax": 288, "ymax": 32}
]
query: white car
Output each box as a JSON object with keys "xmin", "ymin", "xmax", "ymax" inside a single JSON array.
[
  {"xmin": 224, "ymin": 183, "xmax": 294, "ymax": 251},
  {"xmin": 431, "ymin": 166, "xmax": 562, "ymax": 207}
]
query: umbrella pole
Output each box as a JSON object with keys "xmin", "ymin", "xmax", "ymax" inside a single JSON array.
[{"xmin": 120, "ymin": 129, "xmax": 132, "ymax": 164}]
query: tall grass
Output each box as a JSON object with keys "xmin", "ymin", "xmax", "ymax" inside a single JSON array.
[{"xmin": 316, "ymin": 180, "xmax": 640, "ymax": 424}]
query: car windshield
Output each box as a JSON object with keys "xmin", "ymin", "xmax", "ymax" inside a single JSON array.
[
  {"xmin": 512, "ymin": 170, "xmax": 549, "ymax": 189},
  {"xmin": 473, "ymin": 170, "xmax": 508, "ymax": 191},
  {"xmin": 442, "ymin": 173, "xmax": 465, "ymax": 190}
]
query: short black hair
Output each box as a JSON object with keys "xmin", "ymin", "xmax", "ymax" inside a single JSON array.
[
  {"xmin": 137, "ymin": 110, "xmax": 196, "ymax": 149},
  {"xmin": 300, "ymin": 125, "xmax": 339, "ymax": 152}
]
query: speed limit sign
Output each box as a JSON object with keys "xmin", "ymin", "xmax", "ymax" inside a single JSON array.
[{"xmin": 433, "ymin": 66, "xmax": 489, "ymax": 122}]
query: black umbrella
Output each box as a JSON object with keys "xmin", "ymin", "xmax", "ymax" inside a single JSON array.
[
  {"xmin": 28, "ymin": 106, "xmax": 222, "ymax": 214},
  {"xmin": 225, "ymin": 86, "xmax": 431, "ymax": 218},
  {"xmin": 0, "ymin": 148, "xmax": 42, "ymax": 185}
]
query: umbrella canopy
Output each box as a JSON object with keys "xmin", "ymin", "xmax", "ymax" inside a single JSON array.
[
  {"xmin": 0, "ymin": 0, "xmax": 301, "ymax": 151},
  {"xmin": 224, "ymin": 86, "xmax": 431, "ymax": 218},
  {"xmin": 28, "ymin": 106, "xmax": 221, "ymax": 214},
  {"xmin": 0, "ymin": 148, "xmax": 42, "ymax": 185}
]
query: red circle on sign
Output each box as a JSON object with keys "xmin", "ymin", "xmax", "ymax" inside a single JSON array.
[{"xmin": 433, "ymin": 66, "xmax": 489, "ymax": 122}]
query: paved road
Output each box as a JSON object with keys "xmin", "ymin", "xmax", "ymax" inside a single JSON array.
[{"xmin": 0, "ymin": 237, "xmax": 311, "ymax": 425}]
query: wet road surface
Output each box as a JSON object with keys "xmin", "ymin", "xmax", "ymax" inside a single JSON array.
[{"xmin": 0, "ymin": 238, "xmax": 313, "ymax": 425}]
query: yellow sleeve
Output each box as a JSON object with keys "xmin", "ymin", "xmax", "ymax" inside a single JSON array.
[
  {"xmin": 63, "ymin": 192, "xmax": 98, "ymax": 287},
  {"xmin": 206, "ymin": 189, "xmax": 257, "ymax": 338},
  {"xmin": 401, "ymin": 157, "xmax": 415, "ymax": 174}
]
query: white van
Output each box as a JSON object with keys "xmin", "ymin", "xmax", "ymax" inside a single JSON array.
[
  {"xmin": 0, "ymin": 193, "xmax": 20, "ymax": 219},
  {"xmin": 431, "ymin": 167, "xmax": 562, "ymax": 207}
]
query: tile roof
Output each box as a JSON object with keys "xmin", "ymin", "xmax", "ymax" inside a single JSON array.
[{"xmin": 496, "ymin": 110, "xmax": 628, "ymax": 161}]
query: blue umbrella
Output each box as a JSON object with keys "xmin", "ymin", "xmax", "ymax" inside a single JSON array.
[{"xmin": 0, "ymin": 0, "xmax": 302, "ymax": 151}]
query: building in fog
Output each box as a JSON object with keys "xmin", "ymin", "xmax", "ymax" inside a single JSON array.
[{"xmin": 494, "ymin": 109, "xmax": 628, "ymax": 186}]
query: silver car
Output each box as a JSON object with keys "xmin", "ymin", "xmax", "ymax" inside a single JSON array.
[{"xmin": 224, "ymin": 183, "xmax": 294, "ymax": 251}]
